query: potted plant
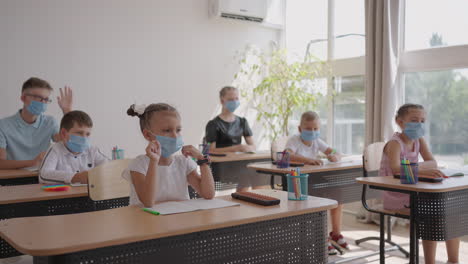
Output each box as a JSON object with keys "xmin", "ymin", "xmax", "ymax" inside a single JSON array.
[{"xmin": 233, "ymin": 44, "xmax": 329, "ymax": 142}]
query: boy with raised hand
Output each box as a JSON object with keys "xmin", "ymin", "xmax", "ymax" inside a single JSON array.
[{"xmin": 0, "ymin": 77, "xmax": 73, "ymax": 169}]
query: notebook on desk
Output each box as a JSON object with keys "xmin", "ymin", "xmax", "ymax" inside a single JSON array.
[
  {"xmin": 23, "ymin": 166, "xmax": 39, "ymax": 172},
  {"xmin": 440, "ymin": 168, "xmax": 466, "ymax": 177},
  {"xmin": 143, "ymin": 198, "xmax": 240, "ymax": 215}
]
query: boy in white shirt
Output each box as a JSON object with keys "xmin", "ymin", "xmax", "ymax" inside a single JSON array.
[
  {"xmin": 285, "ymin": 111, "xmax": 345, "ymax": 255},
  {"xmin": 39, "ymin": 110, "xmax": 108, "ymax": 184}
]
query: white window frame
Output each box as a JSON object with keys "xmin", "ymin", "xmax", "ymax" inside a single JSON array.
[
  {"xmin": 326, "ymin": 0, "xmax": 366, "ymax": 147},
  {"xmin": 399, "ymin": 0, "xmax": 468, "ymax": 78}
]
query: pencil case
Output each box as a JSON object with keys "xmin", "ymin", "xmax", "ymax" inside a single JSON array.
[{"xmin": 231, "ymin": 192, "xmax": 281, "ymax": 206}]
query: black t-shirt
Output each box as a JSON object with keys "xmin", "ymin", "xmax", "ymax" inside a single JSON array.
[{"xmin": 205, "ymin": 116, "xmax": 253, "ymax": 148}]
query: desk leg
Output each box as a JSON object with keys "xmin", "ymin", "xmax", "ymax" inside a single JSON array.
[{"xmin": 409, "ymin": 193, "xmax": 419, "ymax": 264}]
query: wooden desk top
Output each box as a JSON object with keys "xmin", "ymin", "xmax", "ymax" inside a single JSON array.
[
  {"xmin": 247, "ymin": 156, "xmax": 362, "ymax": 174},
  {"xmin": 0, "ymin": 190, "xmax": 337, "ymax": 256},
  {"xmin": 0, "ymin": 169, "xmax": 38, "ymax": 180},
  {"xmin": 210, "ymin": 151, "xmax": 271, "ymax": 163},
  {"xmin": 356, "ymin": 176, "xmax": 468, "ymax": 193},
  {"xmin": 0, "ymin": 184, "xmax": 88, "ymax": 205}
]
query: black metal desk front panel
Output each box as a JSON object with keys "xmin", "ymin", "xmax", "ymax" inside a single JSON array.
[
  {"xmin": 280, "ymin": 168, "xmax": 379, "ymax": 204},
  {"xmin": 34, "ymin": 211, "xmax": 328, "ymax": 264},
  {"xmin": 416, "ymin": 189, "xmax": 468, "ymax": 241},
  {"xmin": 0, "ymin": 197, "xmax": 129, "ymax": 259},
  {"xmin": 0, "ymin": 176, "xmax": 38, "ymax": 186},
  {"xmin": 211, "ymin": 159, "xmax": 271, "ymax": 191}
]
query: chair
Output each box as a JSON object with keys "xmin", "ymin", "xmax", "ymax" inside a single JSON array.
[
  {"xmin": 270, "ymin": 136, "xmax": 289, "ymax": 189},
  {"xmin": 88, "ymin": 159, "xmax": 200, "ymax": 204},
  {"xmin": 356, "ymin": 142, "xmax": 409, "ymax": 262},
  {"xmin": 88, "ymin": 159, "xmax": 132, "ymax": 209}
]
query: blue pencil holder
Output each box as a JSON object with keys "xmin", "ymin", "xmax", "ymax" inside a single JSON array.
[
  {"xmin": 112, "ymin": 149, "xmax": 125, "ymax": 160},
  {"xmin": 400, "ymin": 162, "xmax": 418, "ymax": 184},
  {"xmin": 286, "ymin": 173, "xmax": 309, "ymax": 200}
]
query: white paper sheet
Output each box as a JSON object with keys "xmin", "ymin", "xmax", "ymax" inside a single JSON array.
[
  {"xmin": 145, "ymin": 198, "xmax": 240, "ymax": 215},
  {"xmin": 441, "ymin": 168, "xmax": 467, "ymax": 177},
  {"xmin": 23, "ymin": 166, "xmax": 38, "ymax": 172}
]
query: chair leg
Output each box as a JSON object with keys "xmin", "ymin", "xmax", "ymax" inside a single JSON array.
[
  {"xmin": 380, "ymin": 213, "xmax": 385, "ymax": 264},
  {"xmin": 385, "ymin": 216, "xmax": 410, "ymax": 258},
  {"xmin": 270, "ymin": 174, "xmax": 275, "ymax": 189}
]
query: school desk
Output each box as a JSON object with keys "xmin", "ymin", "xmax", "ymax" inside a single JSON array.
[
  {"xmin": 248, "ymin": 156, "xmax": 378, "ymax": 204},
  {"xmin": 356, "ymin": 176, "xmax": 468, "ymax": 264},
  {"xmin": 0, "ymin": 190, "xmax": 337, "ymax": 264},
  {"xmin": 0, "ymin": 169, "xmax": 38, "ymax": 186},
  {"xmin": 0, "ymin": 184, "xmax": 129, "ymax": 259},
  {"xmin": 210, "ymin": 151, "xmax": 271, "ymax": 190}
]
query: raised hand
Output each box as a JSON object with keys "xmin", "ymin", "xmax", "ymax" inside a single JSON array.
[
  {"xmin": 146, "ymin": 140, "xmax": 161, "ymax": 162},
  {"xmin": 57, "ymin": 86, "xmax": 73, "ymax": 114},
  {"xmin": 182, "ymin": 145, "xmax": 204, "ymax": 160}
]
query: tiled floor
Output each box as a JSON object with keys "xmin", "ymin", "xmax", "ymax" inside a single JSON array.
[
  {"xmin": 2, "ymin": 202, "xmax": 467, "ymax": 264},
  {"xmin": 330, "ymin": 202, "xmax": 468, "ymax": 264}
]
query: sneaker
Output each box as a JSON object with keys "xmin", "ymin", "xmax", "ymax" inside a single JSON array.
[
  {"xmin": 329, "ymin": 232, "xmax": 350, "ymax": 251},
  {"xmin": 328, "ymin": 242, "xmax": 338, "ymax": 255}
]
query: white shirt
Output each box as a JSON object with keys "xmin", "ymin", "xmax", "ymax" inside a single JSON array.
[
  {"xmin": 285, "ymin": 134, "xmax": 329, "ymax": 159},
  {"xmin": 122, "ymin": 154, "xmax": 197, "ymax": 207},
  {"xmin": 39, "ymin": 142, "xmax": 109, "ymax": 184}
]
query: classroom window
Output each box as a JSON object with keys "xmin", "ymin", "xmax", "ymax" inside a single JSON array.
[
  {"xmin": 285, "ymin": 0, "xmax": 328, "ymax": 60},
  {"xmin": 334, "ymin": 0, "xmax": 365, "ymax": 59},
  {"xmin": 405, "ymin": 0, "xmax": 468, "ymax": 51},
  {"xmin": 404, "ymin": 68, "xmax": 468, "ymax": 168},
  {"xmin": 285, "ymin": 0, "xmax": 366, "ymax": 154},
  {"xmin": 333, "ymin": 76, "xmax": 365, "ymax": 155},
  {"xmin": 400, "ymin": 1, "xmax": 468, "ymax": 168}
]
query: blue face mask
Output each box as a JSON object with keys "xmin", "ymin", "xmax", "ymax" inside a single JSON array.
[
  {"xmin": 66, "ymin": 135, "xmax": 90, "ymax": 153},
  {"xmin": 155, "ymin": 135, "xmax": 184, "ymax": 158},
  {"xmin": 225, "ymin": 100, "xmax": 240, "ymax": 113},
  {"xmin": 403, "ymin": 122, "xmax": 425, "ymax": 140},
  {"xmin": 301, "ymin": 130, "xmax": 320, "ymax": 141},
  {"xmin": 26, "ymin": 100, "xmax": 47, "ymax": 116}
]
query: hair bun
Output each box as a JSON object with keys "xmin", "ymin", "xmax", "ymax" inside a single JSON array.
[{"xmin": 127, "ymin": 104, "xmax": 139, "ymax": 117}]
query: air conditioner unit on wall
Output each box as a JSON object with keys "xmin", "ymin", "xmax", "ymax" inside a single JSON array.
[{"xmin": 209, "ymin": 0, "xmax": 267, "ymax": 23}]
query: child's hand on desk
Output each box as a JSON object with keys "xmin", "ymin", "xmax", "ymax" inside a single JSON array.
[
  {"xmin": 327, "ymin": 154, "xmax": 339, "ymax": 162},
  {"xmin": 182, "ymin": 145, "xmax": 204, "ymax": 160},
  {"xmin": 307, "ymin": 159, "xmax": 324, "ymax": 166},
  {"xmin": 72, "ymin": 171, "xmax": 88, "ymax": 184},
  {"xmin": 420, "ymin": 169, "xmax": 446, "ymax": 178},
  {"xmin": 33, "ymin": 151, "xmax": 46, "ymax": 167},
  {"xmin": 237, "ymin": 144, "xmax": 254, "ymax": 152},
  {"xmin": 146, "ymin": 140, "xmax": 161, "ymax": 162}
]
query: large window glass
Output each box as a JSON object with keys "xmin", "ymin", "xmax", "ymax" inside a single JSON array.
[
  {"xmin": 285, "ymin": 0, "xmax": 328, "ymax": 60},
  {"xmin": 334, "ymin": 0, "xmax": 365, "ymax": 59},
  {"xmin": 285, "ymin": 0, "xmax": 365, "ymax": 155},
  {"xmin": 334, "ymin": 75, "xmax": 365, "ymax": 154},
  {"xmin": 405, "ymin": 0, "xmax": 468, "ymax": 51},
  {"xmin": 404, "ymin": 68, "xmax": 468, "ymax": 168}
]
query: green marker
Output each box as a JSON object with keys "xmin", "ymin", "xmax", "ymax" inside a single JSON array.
[{"xmin": 142, "ymin": 208, "xmax": 160, "ymax": 215}]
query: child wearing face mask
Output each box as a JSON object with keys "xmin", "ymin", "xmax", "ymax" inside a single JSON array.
[
  {"xmin": 0, "ymin": 77, "xmax": 73, "ymax": 169},
  {"xmin": 123, "ymin": 103, "xmax": 215, "ymax": 207},
  {"xmin": 39, "ymin": 111, "xmax": 108, "ymax": 184},
  {"xmin": 284, "ymin": 111, "xmax": 344, "ymax": 255},
  {"xmin": 380, "ymin": 104, "xmax": 459, "ymax": 264},
  {"xmin": 205, "ymin": 86, "xmax": 255, "ymax": 153}
]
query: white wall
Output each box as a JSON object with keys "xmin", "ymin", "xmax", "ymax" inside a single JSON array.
[{"xmin": 0, "ymin": 0, "xmax": 280, "ymax": 157}]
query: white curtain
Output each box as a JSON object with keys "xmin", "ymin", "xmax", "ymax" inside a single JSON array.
[{"xmin": 365, "ymin": 0, "xmax": 403, "ymax": 145}]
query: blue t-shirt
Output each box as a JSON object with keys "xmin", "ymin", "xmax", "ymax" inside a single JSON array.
[{"xmin": 0, "ymin": 110, "xmax": 59, "ymax": 160}]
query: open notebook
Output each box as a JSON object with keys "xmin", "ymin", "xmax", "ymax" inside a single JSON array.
[
  {"xmin": 143, "ymin": 198, "xmax": 240, "ymax": 215},
  {"xmin": 441, "ymin": 168, "xmax": 467, "ymax": 177}
]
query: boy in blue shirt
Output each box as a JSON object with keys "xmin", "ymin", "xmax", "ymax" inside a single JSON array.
[{"xmin": 0, "ymin": 77, "xmax": 73, "ymax": 169}]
